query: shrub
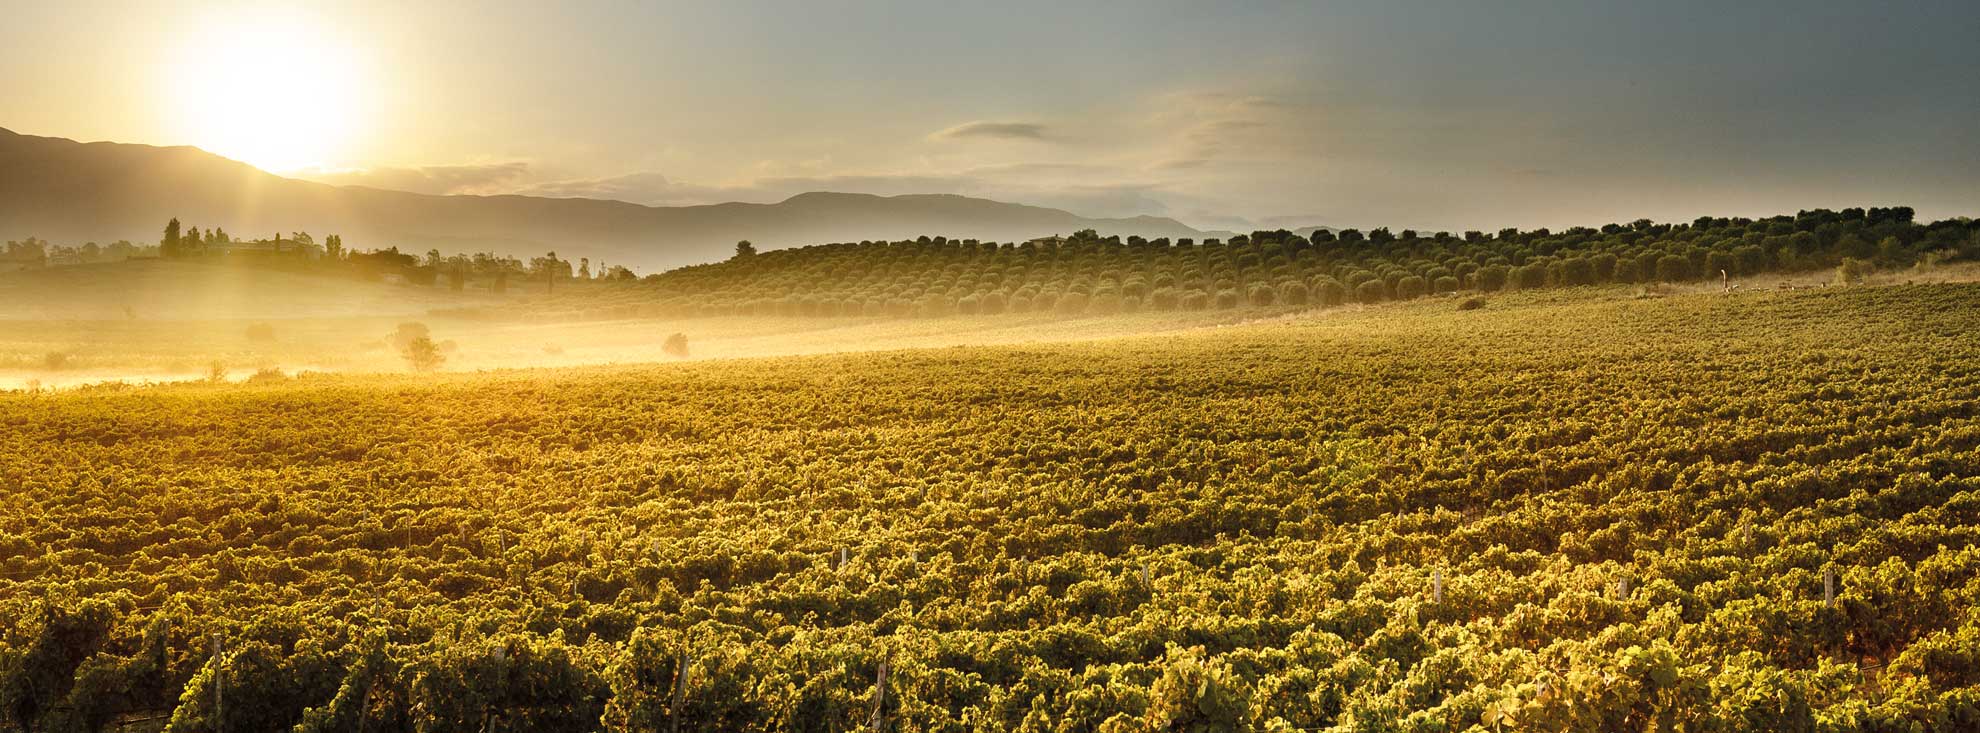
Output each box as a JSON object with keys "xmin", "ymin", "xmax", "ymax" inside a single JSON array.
[
  {"xmin": 247, "ymin": 368, "xmax": 288, "ymax": 384},
  {"xmin": 1457, "ymin": 296, "xmax": 1487, "ymax": 311},
  {"xmin": 1150, "ymin": 288, "xmax": 1181, "ymax": 311},
  {"xmin": 1559, "ymin": 257, "xmax": 1594, "ymax": 286},
  {"xmin": 1835, "ymin": 258, "xmax": 1872, "ymax": 286},
  {"xmin": 1590, "ymin": 253, "xmax": 1619, "ymax": 282},
  {"xmin": 1355, "ymin": 280, "xmax": 1386, "ymax": 304},
  {"xmin": 1433, "ymin": 276, "xmax": 1461, "ymax": 293},
  {"xmin": 1214, "ymin": 290, "xmax": 1242, "ymax": 309},
  {"xmin": 1278, "ymin": 281, "xmax": 1310, "ymax": 305},
  {"xmin": 1511, "ymin": 263, "xmax": 1547, "ymax": 290},
  {"xmin": 1057, "ymin": 291, "xmax": 1091, "ymax": 315},
  {"xmin": 1475, "ymin": 265, "xmax": 1509, "ymax": 291},
  {"xmin": 1656, "ymin": 255, "xmax": 1692, "ymax": 282},
  {"xmin": 1704, "ymin": 250, "xmax": 1737, "ymax": 280},
  {"xmin": 1247, "ymin": 285, "xmax": 1276, "ymax": 307},
  {"xmin": 1180, "ymin": 290, "xmax": 1210, "ymax": 310},
  {"xmin": 662, "ymin": 333, "xmax": 689, "ymax": 358},
  {"xmin": 1395, "ymin": 276, "xmax": 1428, "ymax": 300},
  {"xmin": 1315, "ymin": 278, "xmax": 1347, "ymax": 305}
]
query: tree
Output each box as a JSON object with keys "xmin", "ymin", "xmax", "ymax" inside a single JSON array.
[
  {"xmin": 663, "ymin": 333, "xmax": 689, "ymax": 359},
  {"xmin": 162, "ymin": 218, "xmax": 182, "ymax": 258},
  {"xmin": 400, "ymin": 336, "xmax": 446, "ymax": 372},
  {"xmin": 733, "ymin": 241, "xmax": 757, "ymax": 260}
]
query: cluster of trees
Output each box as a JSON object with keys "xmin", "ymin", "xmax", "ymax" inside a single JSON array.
[
  {"xmin": 1, "ymin": 284, "xmax": 1977, "ymax": 730},
  {"xmin": 3, "ymin": 237, "xmax": 148, "ymax": 268},
  {"xmin": 623, "ymin": 207, "xmax": 1978, "ymax": 319}
]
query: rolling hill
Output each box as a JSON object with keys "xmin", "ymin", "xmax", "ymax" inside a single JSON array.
[{"xmin": 0, "ymin": 127, "xmax": 1212, "ymax": 270}]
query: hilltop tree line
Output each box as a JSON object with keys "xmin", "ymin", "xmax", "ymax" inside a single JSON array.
[
  {"xmin": 621, "ymin": 207, "xmax": 1979, "ymax": 319},
  {"xmin": 5, "ymin": 218, "xmax": 644, "ymax": 296},
  {"xmin": 11, "ymin": 208, "xmax": 1979, "ymax": 320}
]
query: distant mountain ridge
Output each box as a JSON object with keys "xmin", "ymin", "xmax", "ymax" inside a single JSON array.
[{"xmin": 0, "ymin": 127, "xmax": 1214, "ymax": 270}]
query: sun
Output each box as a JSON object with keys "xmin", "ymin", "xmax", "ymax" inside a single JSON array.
[{"xmin": 166, "ymin": 10, "xmax": 366, "ymax": 172}]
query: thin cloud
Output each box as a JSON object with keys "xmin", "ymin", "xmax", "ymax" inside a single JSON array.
[
  {"xmin": 303, "ymin": 162, "xmax": 532, "ymax": 195},
  {"xmin": 930, "ymin": 121, "xmax": 1050, "ymax": 141}
]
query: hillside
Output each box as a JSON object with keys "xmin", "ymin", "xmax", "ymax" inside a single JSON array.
[
  {"xmin": 0, "ymin": 127, "xmax": 1211, "ymax": 270},
  {"xmin": 477, "ymin": 206, "xmax": 1980, "ymax": 320},
  {"xmin": 2, "ymin": 284, "xmax": 1976, "ymax": 729}
]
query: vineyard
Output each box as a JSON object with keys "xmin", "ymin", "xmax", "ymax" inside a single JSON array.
[{"xmin": 2, "ymin": 283, "xmax": 1978, "ymax": 731}]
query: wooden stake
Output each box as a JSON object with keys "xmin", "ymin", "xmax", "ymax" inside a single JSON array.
[
  {"xmin": 211, "ymin": 633, "xmax": 224, "ymax": 732},
  {"xmin": 1823, "ymin": 568, "xmax": 1835, "ymax": 609},
  {"xmin": 868, "ymin": 649, "xmax": 891, "ymax": 732},
  {"xmin": 669, "ymin": 651, "xmax": 688, "ymax": 733},
  {"xmin": 1431, "ymin": 568, "xmax": 1443, "ymax": 603}
]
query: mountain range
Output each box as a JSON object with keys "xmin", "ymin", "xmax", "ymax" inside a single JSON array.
[{"xmin": 0, "ymin": 127, "xmax": 1230, "ymax": 271}]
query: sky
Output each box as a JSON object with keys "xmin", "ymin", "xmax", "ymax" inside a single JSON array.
[{"xmin": 4, "ymin": 0, "xmax": 1979, "ymax": 232}]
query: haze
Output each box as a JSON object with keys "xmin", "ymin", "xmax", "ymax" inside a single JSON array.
[{"xmin": 6, "ymin": 0, "xmax": 1978, "ymax": 233}]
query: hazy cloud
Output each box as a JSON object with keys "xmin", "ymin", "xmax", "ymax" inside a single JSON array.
[
  {"xmin": 931, "ymin": 121, "xmax": 1049, "ymax": 141},
  {"xmin": 305, "ymin": 162, "xmax": 531, "ymax": 196},
  {"xmin": 511, "ymin": 172, "xmax": 749, "ymax": 207}
]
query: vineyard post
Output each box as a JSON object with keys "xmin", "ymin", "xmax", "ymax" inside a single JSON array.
[
  {"xmin": 839, "ymin": 547, "xmax": 847, "ymax": 570},
  {"xmin": 1823, "ymin": 567, "xmax": 1835, "ymax": 609},
  {"xmin": 1431, "ymin": 568, "xmax": 1443, "ymax": 604},
  {"xmin": 669, "ymin": 650, "xmax": 688, "ymax": 733},
  {"xmin": 211, "ymin": 633, "xmax": 223, "ymax": 733},
  {"xmin": 486, "ymin": 645, "xmax": 507, "ymax": 733},
  {"xmin": 868, "ymin": 647, "xmax": 891, "ymax": 732}
]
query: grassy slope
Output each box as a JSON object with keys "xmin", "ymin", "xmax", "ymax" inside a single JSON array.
[{"xmin": 1, "ymin": 283, "xmax": 1976, "ymax": 728}]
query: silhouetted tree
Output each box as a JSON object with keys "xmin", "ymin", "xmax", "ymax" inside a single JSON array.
[{"xmin": 161, "ymin": 218, "xmax": 182, "ymax": 258}]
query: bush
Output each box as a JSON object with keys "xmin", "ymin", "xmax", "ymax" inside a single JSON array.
[
  {"xmin": 1704, "ymin": 250, "xmax": 1737, "ymax": 280},
  {"xmin": 1656, "ymin": 255, "xmax": 1693, "ymax": 282},
  {"xmin": 1315, "ymin": 279, "xmax": 1347, "ymax": 305},
  {"xmin": 1835, "ymin": 258, "xmax": 1872, "ymax": 286},
  {"xmin": 1278, "ymin": 281, "xmax": 1310, "ymax": 305},
  {"xmin": 1475, "ymin": 265, "xmax": 1509, "ymax": 291},
  {"xmin": 43, "ymin": 351, "xmax": 69, "ymax": 370},
  {"xmin": 1355, "ymin": 280, "xmax": 1386, "ymax": 304},
  {"xmin": 1057, "ymin": 291, "xmax": 1091, "ymax": 315},
  {"xmin": 1246, "ymin": 285, "xmax": 1276, "ymax": 307},
  {"xmin": 1457, "ymin": 296, "xmax": 1487, "ymax": 311},
  {"xmin": 1150, "ymin": 288, "xmax": 1181, "ymax": 311},
  {"xmin": 247, "ymin": 368, "xmax": 288, "ymax": 384},
  {"xmin": 663, "ymin": 333, "xmax": 690, "ymax": 358},
  {"xmin": 1395, "ymin": 276, "xmax": 1428, "ymax": 300},
  {"xmin": 1180, "ymin": 290, "xmax": 1210, "ymax": 311},
  {"xmin": 1511, "ymin": 264, "xmax": 1547, "ymax": 290},
  {"xmin": 1213, "ymin": 290, "xmax": 1242, "ymax": 309},
  {"xmin": 1432, "ymin": 276, "xmax": 1461, "ymax": 293}
]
